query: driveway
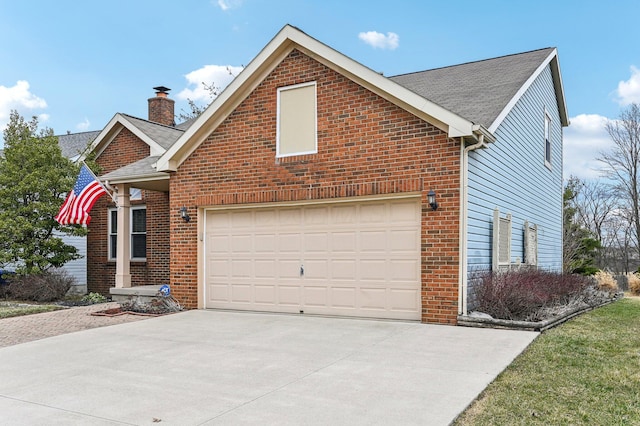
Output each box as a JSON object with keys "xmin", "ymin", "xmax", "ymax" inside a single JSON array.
[{"xmin": 0, "ymin": 310, "xmax": 537, "ymax": 425}]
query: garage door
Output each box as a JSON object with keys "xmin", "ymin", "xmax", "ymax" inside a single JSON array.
[{"xmin": 204, "ymin": 198, "xmax": 421, "ymax": 320}]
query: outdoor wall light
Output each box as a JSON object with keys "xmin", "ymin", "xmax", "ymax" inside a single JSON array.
[
  {"xmin": 427, "ymin": 190, "xmax": 438, "ymax": 211},
  {"xmin": 180, "ymin": 206, "xmax": 191, "ymax": 222}
]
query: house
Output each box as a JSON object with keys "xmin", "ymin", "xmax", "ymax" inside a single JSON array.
[
  {"xmin": 84, "ymin": 25, "xmax": 568, "ymax": 324},
  {"xmin": 0, "ymin": 130, "xmax": 99, "ymax": 294}
]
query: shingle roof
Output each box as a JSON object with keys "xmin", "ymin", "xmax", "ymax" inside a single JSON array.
[
  {"xmin": 57, "ymin": 130, "xmax": 101, "ymax": 159},
  {"xmin": 100, "ymin": 156, "xmax": 162, "ymax": 180},
  {"xmin": 120, "ymin": 114, "xmax": 185, "ymax": 150},
  {"xmin": 389, "ymin": 48, "xmax": 555, "ymax": 128}
]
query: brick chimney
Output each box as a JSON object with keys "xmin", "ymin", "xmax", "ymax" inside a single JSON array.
[{"xmin": 148, "ymin": 86, "xmax": 175, "ymax": 126}]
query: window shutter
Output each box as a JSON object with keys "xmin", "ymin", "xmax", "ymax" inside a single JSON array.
[
  {"xmin": 492, "ymin": 208, "xmax": 512, "ymax": 271},
  {"xmin": 524, "ymin": 221, "xmax": 538, "ymax": 267}
]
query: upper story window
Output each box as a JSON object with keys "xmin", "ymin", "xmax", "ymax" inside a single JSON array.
[
  {"xmin": 276, "ymin": 81, "xmax": 317, "ymax": 157},
  {"xmin": 108, "ymin": 206, "xmax": 147, "ymax": 261},
  {"xmin": 544, "ymin": 111, "xmax": 552, "ymax": 169}
]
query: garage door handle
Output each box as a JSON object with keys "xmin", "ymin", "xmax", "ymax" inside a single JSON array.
[{"xmin": 300, "ymin": 265, "xmax": 304, "ymax": 276}]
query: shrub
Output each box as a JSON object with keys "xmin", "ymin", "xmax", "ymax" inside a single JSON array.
[
  {"xmin": 628, "ymin": 273, "xmax": 640, "ymax": 296},
  {"xmin": 593, "ymin": 270, "xmax": 618, "ymax": 292},
  {"xmin": 6, "ymin": 270, "xmax": 75, "ymax": 302},
  {"xmin": 82, "ymin": 292, "xmax": 107, "ymax": 304},
  {"xmin": 471, "ymin": 268, "xmax": 592, "ymax": 321}
]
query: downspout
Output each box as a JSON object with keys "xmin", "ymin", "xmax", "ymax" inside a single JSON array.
[{"xmin": 459, "ymin": 133, "xmax": 487, "ymax": 316}]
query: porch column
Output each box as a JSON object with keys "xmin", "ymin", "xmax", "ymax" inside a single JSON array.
[{"xmin": 115, "ymin": 184, "xmax": 131, "ymax": 288}]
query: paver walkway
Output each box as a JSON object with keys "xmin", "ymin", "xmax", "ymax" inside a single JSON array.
[{"xmin": 0, "ymin": 302, "xmax": 152, "ymax": 348}]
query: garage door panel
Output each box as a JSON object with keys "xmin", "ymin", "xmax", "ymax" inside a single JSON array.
[
  {"xmin": 205, "ymin": 198, "xmax": 421, "ymax": 320},
  {"xmin": 303, "ymin": 286, "xmax": 328, "ymax": 307},
  {"xmin": 359, "ymin": 288, "xmax": 387, "ymax": 310},
  {"xmin": 360, "ymin": 231, "xmax": 387, "ymax": 253},
  {"xmin": 360, "ymin": 203, "xmax": 386, "ymax": 224},
  {"xmin": 254, "ymin": 285, "xmax": 276, "ymax": 304},
  {"xmin": 390, "ymin": 260, "xmax": 420, "ymax": 281},
  {"xmin": 390, "ymin": 229, "xmax": 420, "ymax": 251},
  {"xmin": 254, "ymin": 234, "xmax": 277, "ymax": 253},
  {"xmin": 389, "ymin": 289, "xmax": 420, "ymax": 311},
  {"xmin": 254, "ymin": 260, "xmax": 276, "ymax": 278},
  {"xmin": 278, "ymin": 286, "xmax": 301, "ymax": 306},
  {"xmin": 331, "ymin": 232, "xmax": 357, "ymax": 252},
  {"xmin": 391, "ymin": 201, "xmax": 421, "ymax": 223},
  {"xmin": 231, "ymin": 284, "xmax": 252, "ymax": 303},
  {"xmin": 279, "ymin": 233, "xmax": 302, "ymax": 252},
  {"xmin": 231, "ymin": 260, "xmax": 252, "ymax": 277},
  {"xmin": 330, "ymin": 287, "xmax": 357, "ymax": 308},
  {"xmin": 304, "ymin": 232, "xmax": 328, "ymax": 252}
]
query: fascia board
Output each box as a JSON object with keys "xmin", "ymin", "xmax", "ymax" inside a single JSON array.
[
  {"xmin": 489, "ymin": 49, "xmax": 569, "ymax": 132},
  {"xmin": 158, "ymin": 25, "xmax": 476, "ymax": 172}
]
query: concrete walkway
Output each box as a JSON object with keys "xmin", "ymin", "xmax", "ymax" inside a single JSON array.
[{"xmin": 0, "ymin": 309, "xmax": 538, "ymax": 425}]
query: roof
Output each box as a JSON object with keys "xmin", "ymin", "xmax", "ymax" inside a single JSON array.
[
  {"xmin": 156, "ymin": 24, "xmax": 486, "ymax": 172},
  {"xmin": 57, "ymin": 131, "xmax": 101, "ymax": 159},
  {"xmin": 119, "ymin": 114, "xmax": 184, "ymax": 150},
  {"xmin": 390, "ymin": 48, "xmax": 567, "ymax": 129}
]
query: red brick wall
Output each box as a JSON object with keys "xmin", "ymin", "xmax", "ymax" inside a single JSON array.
[
  {"xmin": 87, "ymin": 127, "xmax": 170, "ymax": 295},
  {"xmin": 169, "ymin": 49, "xmax": 461, "ymax": 324}
]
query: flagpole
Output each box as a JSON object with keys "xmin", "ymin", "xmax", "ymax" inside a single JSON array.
[{"xmin": 81, "ymin": 161, "xmax": 119, "ymax": 207}]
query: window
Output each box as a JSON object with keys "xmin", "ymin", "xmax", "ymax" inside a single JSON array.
[
  {"xmin": 130, "ymin": 187, "xmax": 142, "ymax": 201},
  {"xmin": 108, "ymin": 206, "xmax": 147, "ymax": 261},
  {"xmin": 277, "ymin": 82, "xmax": 317, "ymax": 157},
  {"xmin": 544, "ymin": 112, "xmax": 552, "ymax": 168}
]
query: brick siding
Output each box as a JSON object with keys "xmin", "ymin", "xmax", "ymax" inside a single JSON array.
[
  {"xmin": 169, "ymin": 49, "xmax": 461, "ymax": 324},
  {"xmin": 87, "ymin": 127, "xmax": 170, "ymax": 295}
]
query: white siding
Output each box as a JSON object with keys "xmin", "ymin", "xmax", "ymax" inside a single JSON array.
[{"xmin": 60, "ymin": 234, "xmax": 87, "ymax": 293}]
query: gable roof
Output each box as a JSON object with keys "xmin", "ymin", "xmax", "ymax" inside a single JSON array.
[
  {"xmin": 87, "ymin": 113, "xmax": 186, "ymax": 160},
  {"xmin": 390, "ymin": 48, "xmax": 569, "ymax": 131},
  {"xmin": 156, "ymin": 24, "xmax": 489, "ymax": 172}
]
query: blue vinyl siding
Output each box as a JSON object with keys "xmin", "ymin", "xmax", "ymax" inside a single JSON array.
[{"xmin": 467, "ymin": 65, "xmax": 563, "ymax": 278}]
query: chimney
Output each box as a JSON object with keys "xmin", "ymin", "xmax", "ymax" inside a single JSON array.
[{"xmin": 148, "ymin": 86, "xmax": 175, "ymax": 126}]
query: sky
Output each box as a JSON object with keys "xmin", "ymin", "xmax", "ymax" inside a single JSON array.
[{"xmin": 1, "ymin": 0, "xmax": 639, "ymax": 181}]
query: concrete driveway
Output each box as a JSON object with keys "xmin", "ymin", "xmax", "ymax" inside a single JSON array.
[{"xmin": 0, "ymin": 310, "xmax": 537, "ymax": 425}]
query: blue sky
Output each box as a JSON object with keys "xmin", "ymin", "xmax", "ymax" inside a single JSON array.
[{"xmin": 1, "ymin": 0, "xmax": 638, "ymax": 180}]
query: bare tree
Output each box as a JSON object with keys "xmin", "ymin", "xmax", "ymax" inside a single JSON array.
[
  {"xmin": 571, "ymin": 178, "xmax": 616, "ymax": 269},
  {"xmin": 598, "ymin": 103, "xmax": 640, "ymax": 262}
]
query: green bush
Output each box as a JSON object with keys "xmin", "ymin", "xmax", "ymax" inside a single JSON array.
[
  {"xmin": 82, "ymin": 292, "xmax": 107, "ymax": 304},
  {"xmin": 6, "ymin": 270, "xmax": 75, "ymax": 302}
]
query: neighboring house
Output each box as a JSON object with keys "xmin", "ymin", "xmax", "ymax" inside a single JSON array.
[
  {"xmin": 57, "ymin": 131, "xmax": 101, "ymax": 293},
  {"xmin": 84, "ymin": 25, "xmax": 568, "ymax": 324},
  {"xmin": 0, "ymin": 131, "xmax": 99, "ymax": 294}
]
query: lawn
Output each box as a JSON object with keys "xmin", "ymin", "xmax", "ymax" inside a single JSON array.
[
  {"xmin": 454, "ymin": 297, "xmax": 640, "ymax": 425},
  {"xmin": 0, "ymin": 302, "xmax": 64, "ymax": 319}
]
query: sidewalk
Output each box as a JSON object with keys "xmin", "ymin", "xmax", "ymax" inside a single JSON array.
[{"xmin": 0, "ymin": 302, "xmax": 152, "ymax": 348}]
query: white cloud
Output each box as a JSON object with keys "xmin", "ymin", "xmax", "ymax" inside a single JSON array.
[
  {"xmin": 563, "ymin": 114, "xmax": 613, "ymax": 180},
  {"xmin": 616, "ymin": 66, "xmax": 640, "ymax": 106},
  {"xmin": 76, "ymin": 118, "xmax": 90, "ymax": 131},
  {"xmin": 358, "ymin": 31, "xmax": 399, "ymax": 50},
  {"xmin": 216, "ymin": 0, "xmax": 242, "ymax": 11},
  {"xmin": 0, "ymin": 80, "xmax": 47, "ymax": 130},
  {"xmin": 177, "ymin": 65, "xmax": 243, "ymax": 103}
]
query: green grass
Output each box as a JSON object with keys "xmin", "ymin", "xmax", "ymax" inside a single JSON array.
[
  {"xmin": 454, "ymin": 297, "xmax": 640, "ymax": 425},
  {"xmin": 0, "ymin": 302, "xmax": 64, "ymax": 319}
]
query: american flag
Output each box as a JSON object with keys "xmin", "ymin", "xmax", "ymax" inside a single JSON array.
[{"xmin": 55, "ymin": 165, "xmax": 108, "ymax": 225}]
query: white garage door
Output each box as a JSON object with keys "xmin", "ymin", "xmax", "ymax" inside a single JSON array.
[{"xmin": 204, "ymin": 198, "xmax": 421, "ymax": 320}]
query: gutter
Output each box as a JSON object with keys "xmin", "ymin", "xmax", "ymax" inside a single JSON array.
[{"xmin": 458, "ymin": 132, "xmax": 489, "ymax": 316}]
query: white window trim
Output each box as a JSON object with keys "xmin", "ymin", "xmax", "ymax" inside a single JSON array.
[
  {"xmin": 276, "ymin": 81, "xmax": 318, "ymax": 158},
  {"xmin": 544, "ymin": 110, "xmax": 552, "ymax": 170},
  {"xmin": 108, "ymin": 206, "xmax": 147, "ymax": 261}
]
